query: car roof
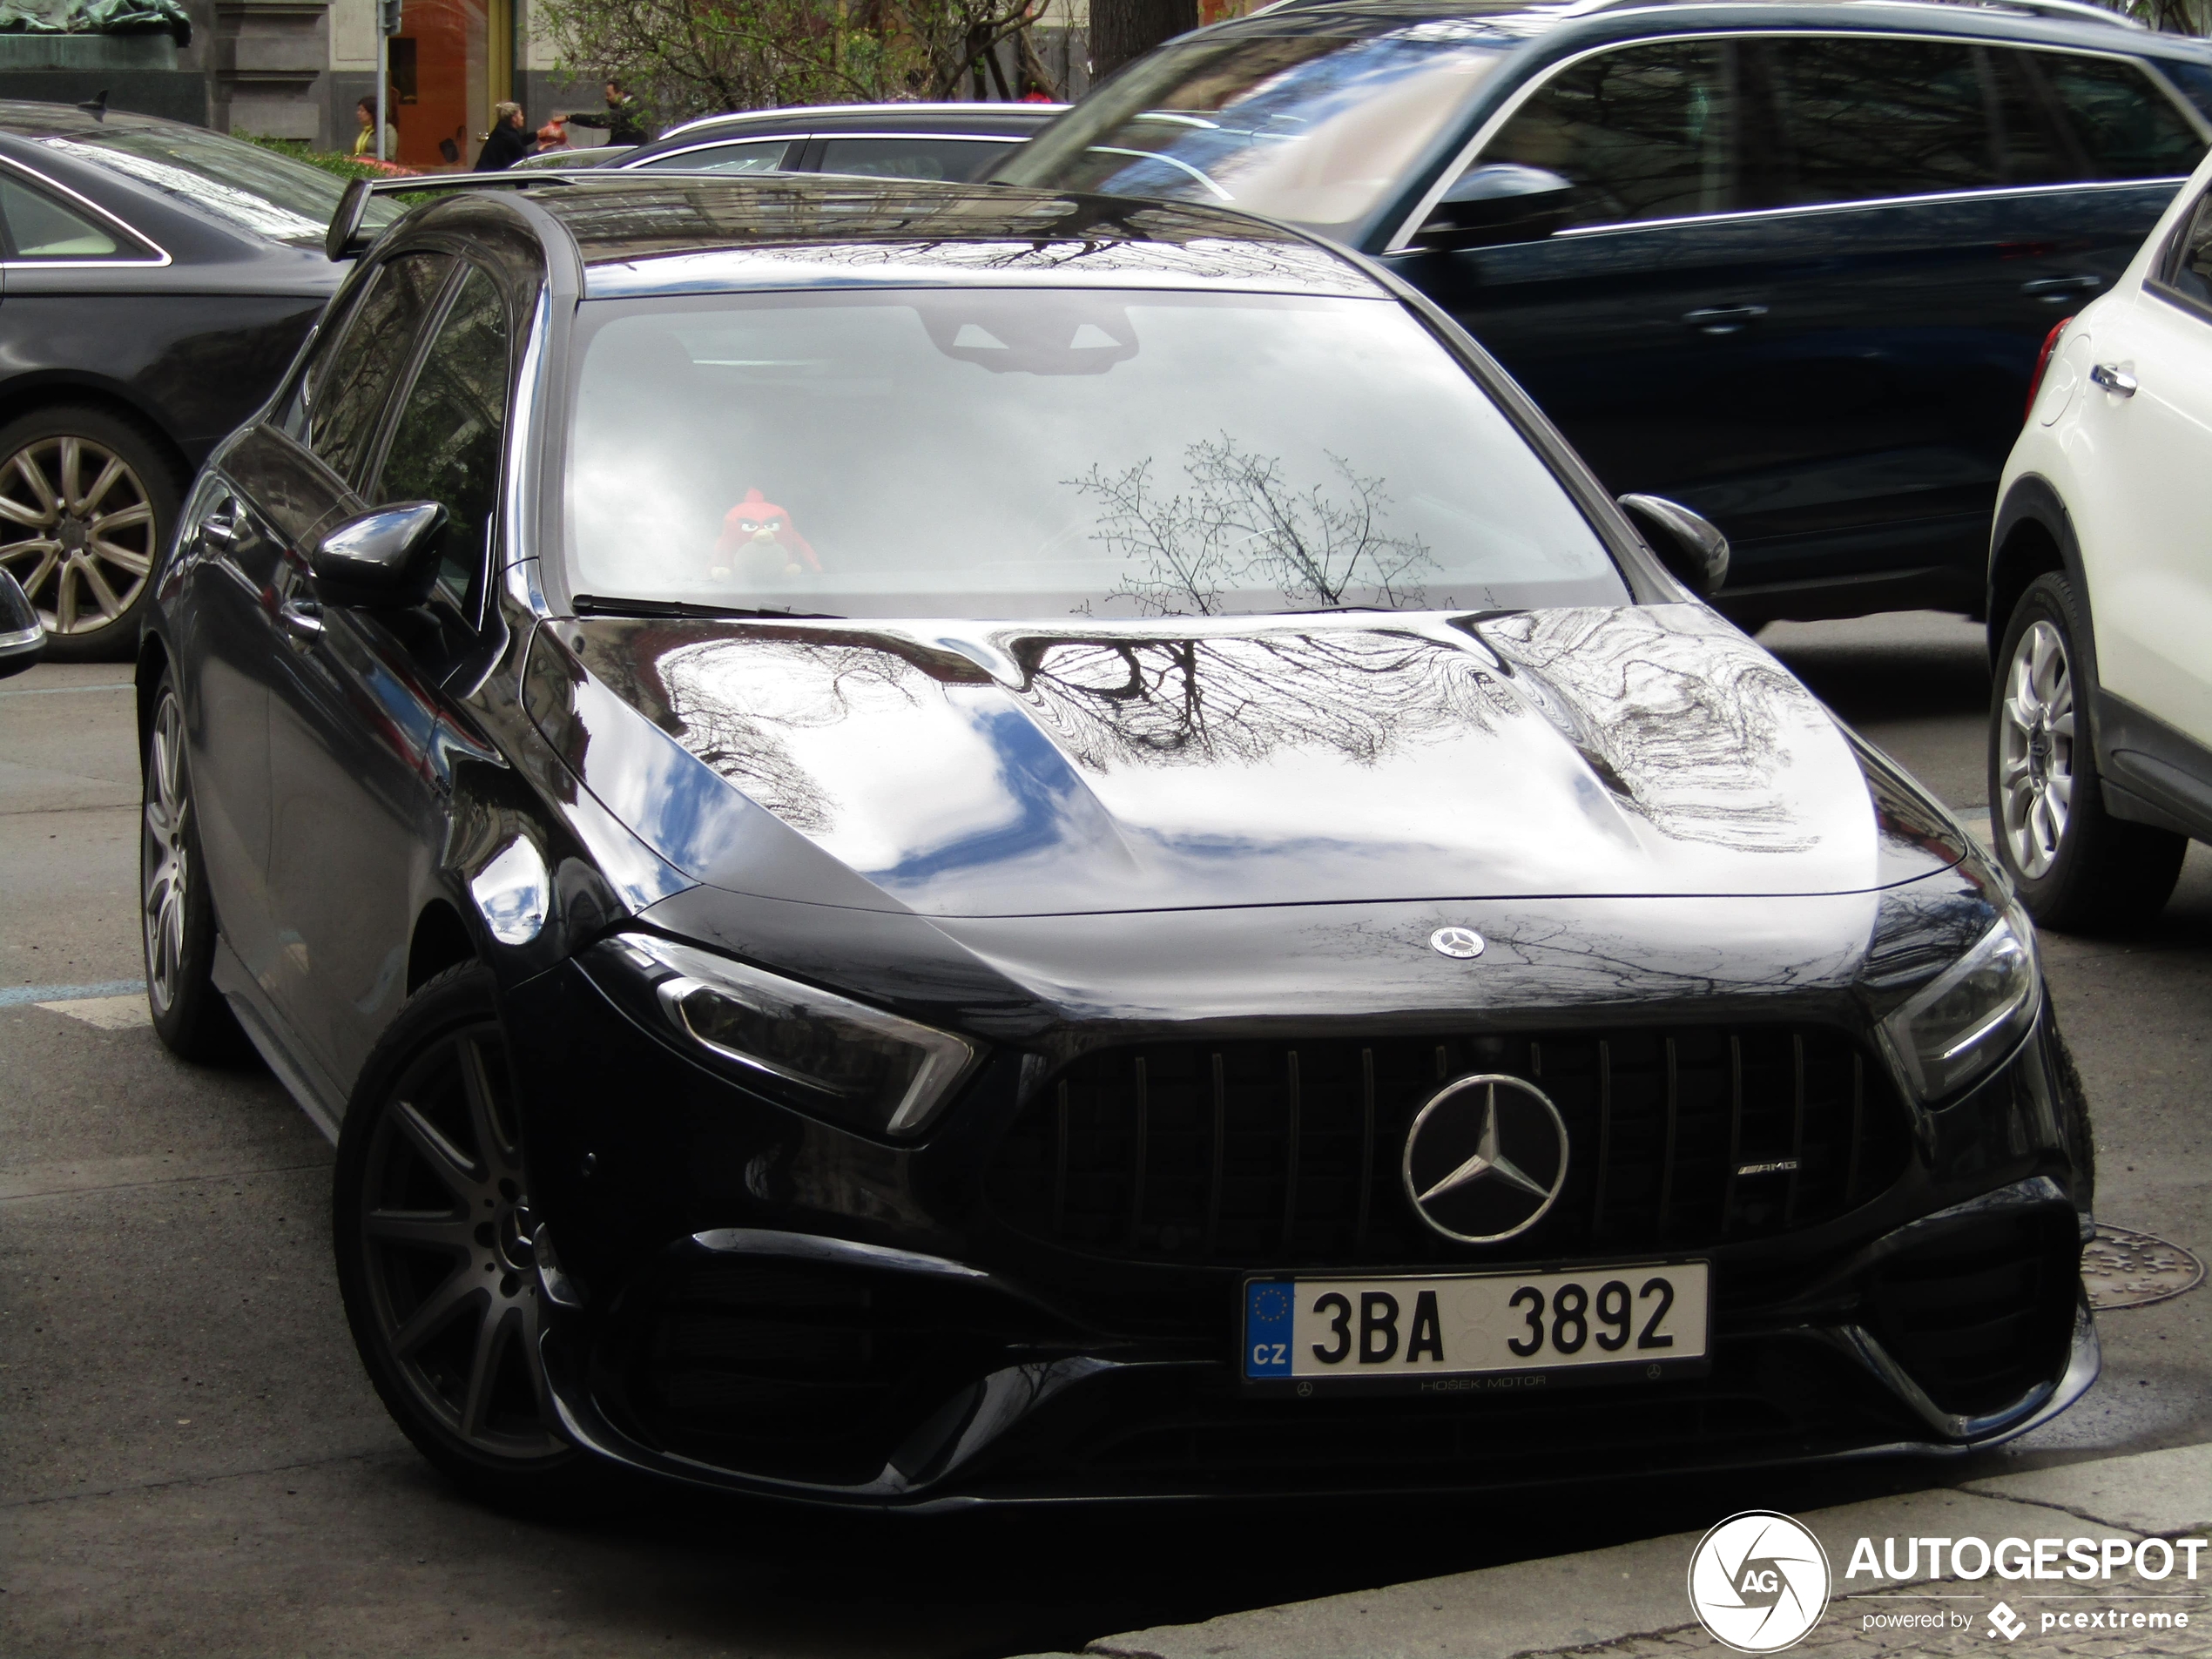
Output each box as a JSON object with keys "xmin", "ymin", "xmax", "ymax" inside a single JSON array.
[
  {"xmin": 0, "ymin": 99, "xmax": 205, "ymax": 139},
  {"xmin": 1209, "ymin": 0, "xmax": 2210, "ymax": 56},
  {"xmin": 646, "ymin": 102, "xmax": 1070, "ymax": 147},
  {"xmin": 492, "ymin": 175, "xmax": 1383, "ymax": 298}
]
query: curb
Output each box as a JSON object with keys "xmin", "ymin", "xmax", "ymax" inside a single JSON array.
[{"xmin": 1013, "ymin": 1441, "xmax": 2212, "ymax": 1658}]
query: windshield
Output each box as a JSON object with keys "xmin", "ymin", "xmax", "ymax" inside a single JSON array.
[
  {"xmin": 41, "ymin": 129, "xmax": 402, "ymax": 246},
  {"xmin": 993, "ymin": 24, "xmax": 1511, "ymax": 231},
  {"xmin": 564, "ymin": 287, "xmax": 1622, "ymax": 620}
]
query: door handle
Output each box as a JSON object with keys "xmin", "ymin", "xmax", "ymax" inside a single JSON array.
[
  {"xmin": 277, "ymin": 596, "xmax": 323, "ymax": 639},
  {"xmin": 1683, "ymin": 305, "xmax": 1769, "ymax": 335},
  {"xmin": 203, "ymin": 497, "xmax": 246, "ymax": 544},
  {"xmin": 2022, "ymin": 274, "xmax": 2102, "ymax": 301},
  {"xmin": 2090, "ymin": 362, "xmax": 2137, "ymax": 396}
]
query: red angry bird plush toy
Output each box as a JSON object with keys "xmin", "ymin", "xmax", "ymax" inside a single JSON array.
[{"xmin": 713, "ymin": 489, "xmax": 821, "ymax": 584}]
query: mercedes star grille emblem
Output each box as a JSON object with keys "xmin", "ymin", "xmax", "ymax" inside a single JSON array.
[
  {"xmin": 1429, "ymin": 926, "xmax": 1485, "ymax": 960},
  {"xmin": 1400, "ymin": 1073, "xmax": 1570, "ymax": 1244}
]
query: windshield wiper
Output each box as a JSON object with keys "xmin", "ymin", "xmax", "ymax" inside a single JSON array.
[{"xmin": 571, "ymin": 595, "xmax": 844, "ymax": 621}]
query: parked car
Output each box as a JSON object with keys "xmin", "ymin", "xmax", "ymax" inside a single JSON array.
[
  {"xmin": 609, "ymin": 101, "xmax": 1066, "ymax": 181},
  {"xmin": 0, "ymin": 102, "xmax": 402, "ymax": 658},
  {"xmin": 1988, "ymin": 140, "xmax": 2212, "ymax": 929},
  {"xmin": 140, "ymin": 172, "xmax": 2091, "ymax": 1508},
  {"xmin": 998, "ymin": 0, "xmax": 2212, "ymax": 627},
  {"xmin": 509, "ymin": 144, "xmax": 636, "ymax": 171}
]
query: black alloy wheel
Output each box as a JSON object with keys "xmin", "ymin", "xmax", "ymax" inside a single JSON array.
[
  {"xmin": 141, "ymin": 671, "xmax": 247, "ymax": 1061},
  {"xmin": 1989, "ymin": 572, "xmax": 2186, "ymax": 931},
  {"xmin": 0, "ymin": 406, "xmax": 182, "ymax": 663},
  {"xmin": 334, "ymin": 963, "xmax": 598, "ymax": 1507}
]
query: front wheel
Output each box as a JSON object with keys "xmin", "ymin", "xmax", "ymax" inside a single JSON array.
[
  {"xmin": 334, "ymin": 963, "xmax": 601, "ymax": 1508},
  {"xmin": 1989, "ymin": 572, "xmax": 2185, "ymax": 930}
]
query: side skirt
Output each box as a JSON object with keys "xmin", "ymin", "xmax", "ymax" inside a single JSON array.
[{"xmin": 211, "ymin": 934, "xmax": 348, "ymax": 1144}]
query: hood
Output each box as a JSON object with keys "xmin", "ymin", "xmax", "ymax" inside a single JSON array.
[{"xmin": 524, "ymin": 605, "xmax": 1962, "ymax": 920}]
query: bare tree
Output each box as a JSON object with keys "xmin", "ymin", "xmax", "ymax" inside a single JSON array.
[{"xmin": 1070, "ymin": 434, "xmax": 1433, "ymax": 616}]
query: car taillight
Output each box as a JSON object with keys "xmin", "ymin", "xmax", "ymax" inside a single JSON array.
[{"xmin": 2025, "ymin": 316, "xmax": 2073, "ymax": 423}]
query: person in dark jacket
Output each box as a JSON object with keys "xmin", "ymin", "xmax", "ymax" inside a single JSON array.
[
  {"xmin": 475, "ymin": 102, "xmax": 533, "ymax": 172},
  {"xmin": 596, "ymin": 79, "xmax": 647, "ymax": 145}
]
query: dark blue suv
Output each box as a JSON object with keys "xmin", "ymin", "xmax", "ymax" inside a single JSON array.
[{"xmin": 1000, "ymin": 0, "xmax": 2212, "ymax": 624}]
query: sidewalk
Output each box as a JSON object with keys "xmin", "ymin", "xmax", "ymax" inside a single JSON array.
[{"xmin": 1017, "ymin": 1442, "xmax": 2212, "ymax": 1659}]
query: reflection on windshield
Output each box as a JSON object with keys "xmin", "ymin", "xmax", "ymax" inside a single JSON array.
[
  {"xmin": 564, "ymin": 288, "xmax": 1622, "ymax": 620},
  {"xmin": 1071, "ymin": 437, "xmax": 1433, "ymax": 615},
  {"xmin": 994, "ymin": 23, "xmax": 1512, "ymax": 229},
  {"xmin": 43, "ymin": 130, "xmax": 401, "ymax": 246}
]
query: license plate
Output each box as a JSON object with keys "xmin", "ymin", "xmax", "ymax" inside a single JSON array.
[{"xmin": 1242, "ymin": 1262, "xmax": 1710, "ymax": 1394}]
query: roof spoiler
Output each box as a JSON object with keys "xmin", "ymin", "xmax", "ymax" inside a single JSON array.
[{"xmin": 326, "ymin": 172, "xmax": 575, "ymax": 262}]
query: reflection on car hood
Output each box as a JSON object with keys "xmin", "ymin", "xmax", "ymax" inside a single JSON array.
[{"xmin": 523, "ymin": 605, "xmax": 1964, "ymax": 919}]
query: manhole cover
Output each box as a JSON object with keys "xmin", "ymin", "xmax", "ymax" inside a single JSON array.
[{"xmin": 2082, "ymin": 1224, "xmax": 2205, "ymax": 1310}]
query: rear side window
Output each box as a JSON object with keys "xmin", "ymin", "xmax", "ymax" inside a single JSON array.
[
  {"xmin": 2028, "ymin": 51, "xmax": 2204, "ymax": 179},
  {"xmin": 2154, "ymin": 186, "xmax": 2212, "ymax": 314},
  {"xmin": 816, "ymin": 136, "xmax": 1017, "ymax": 182},
  {"xmin": 0, "ymin": 172, "xmax": 129, "ymax": 260},
  {"xmin": 302, "ymin": 252, "xmax": 453, "ymax": 487},
  {"xmin": 374, "ymin": 266, "xmax": 512, "ymax": 607},
  {"xmin": 1480, "ymin": 39, "xmax": 1737, "ymax": 228},
  {"xmin": 636, "ymin": 139, "xmax": 793, "ymax": 174},
  {"xmin": 1768, "ymin": 37, "xmax": 2000, "ymax": 205}
]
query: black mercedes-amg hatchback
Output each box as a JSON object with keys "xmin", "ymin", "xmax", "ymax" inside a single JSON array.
[{"xmin": 138, "ymin": 173, "xmax": 2094, "ymax": 1509}]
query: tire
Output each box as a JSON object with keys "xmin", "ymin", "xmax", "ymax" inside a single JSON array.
[
  {"xmin": 0, "ymin": 404, "xmax": 183, "ymax": 663},
  {"xmin": 1988, "ymin": 572, "xmax": 2187, "ymax": 931},
  {"xmin": 334, "ymin": 962, "xmax": 603, "ymax": 1511},
  {"xmin": 141, "ymin": 670, "xmax": 249, "ymax": 1062}
]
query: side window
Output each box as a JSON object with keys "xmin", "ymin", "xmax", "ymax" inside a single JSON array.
[
  {"xmin": 0, "ymin": 172, "xmax": 127, "ymax": 260},
  {"xmin": 2030, "ymin": 52, "xmax": 2205, "ymax": 180},
  {"xmin": 2155, "ymin": 186, "xmax": 2212, "ymax": 313},
  {"xmin": 374, "ymin": 265, "xmax": 511, "ymax": 608},
  {"xmin": 816, "ymin": 136, "xmax": 1017, "ymax": 182},
  {"xmin": 303, "ymin": 252, "xmax": 454, "ymax": 487},
  {"xmin": 1768, "ymin": 37, "xmax": 2000, "ymax": 205},
  {"xmin": 1480, "ymin": 40, "xmax": 1737, "ymax": 229},
  {"xmin": 637, "ymin": 139, "xmax": 793, "ymax": 174}
]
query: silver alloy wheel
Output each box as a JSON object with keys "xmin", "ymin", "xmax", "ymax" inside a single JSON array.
[
  {"xmin": 0, "ymin": 434, "xmax": 157, "ymax": 635},
  {"xmin": 361, "ymin": 1024, "xmax": 563, "ymax": 1460},
  {"xmin": 142, "ymin": 691, "xmax": 191, "ymax": 1015},
  {"xmin": 1998, "ymin": 618, "xmax": 2077, "ymax": 880}
]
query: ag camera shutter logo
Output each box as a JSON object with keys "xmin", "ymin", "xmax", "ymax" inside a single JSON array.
[{"xmin": 1688, "ymin": 1511, "xmax": 1832, "ymax": 1652}]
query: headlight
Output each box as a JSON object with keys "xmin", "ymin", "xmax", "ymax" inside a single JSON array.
[
  {"xmin": 602, "ymin": 934, "xmax": 980, "ymax": 1137},
  {"xmin": 1877, "ymin": 904, "xmax": 2041, "ymax": 1103}
]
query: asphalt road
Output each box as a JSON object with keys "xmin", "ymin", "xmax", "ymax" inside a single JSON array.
[{"xmin": 2, "ymin": 612, "xmax": 2206, "ymax": 1657}]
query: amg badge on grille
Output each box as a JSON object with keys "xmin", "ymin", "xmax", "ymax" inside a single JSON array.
[{"xmin": 1401, "ymin": 1074, "xmax": 1569, "ymax": 1244}]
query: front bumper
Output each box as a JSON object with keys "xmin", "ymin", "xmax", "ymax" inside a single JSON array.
[{"xmin": 504, "ymin": 954, "xmax": 2097, "ymax": 1509}]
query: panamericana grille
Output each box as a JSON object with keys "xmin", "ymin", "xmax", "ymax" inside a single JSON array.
[{"xmin": 986, "ymin": 1027, "xmax": 1911, "ymax": 1266}]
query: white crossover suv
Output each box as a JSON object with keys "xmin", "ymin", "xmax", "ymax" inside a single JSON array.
[{"xmin": 1990, "ymin": 152, "xmax": 2212, "ymax": 931}]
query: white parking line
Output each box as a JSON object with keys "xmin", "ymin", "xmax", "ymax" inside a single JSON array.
[{"xmin": 35, "ymin": 994, "xmax": 150, "ymax": 1030}]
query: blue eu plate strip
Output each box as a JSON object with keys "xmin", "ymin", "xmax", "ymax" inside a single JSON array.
[{"xmin": 1244, "ymin": 1280, "xmax": 1295, "ymax": 1378}]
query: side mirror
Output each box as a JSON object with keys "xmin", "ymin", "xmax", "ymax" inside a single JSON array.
[
  {"xmin": 1619, "ymin": 493, "xmax": 1730, "ymax": 599},
  {"xmin": 309, "ymin": 502, "xmax": 448, "ymax": 609},
  {"xmin": 1412, "ymin": 164, "xmax": 1575, "ymax": 252},
  {"xmin": 0, "ymin": 568, "xmax": 44, "ymax": 678}
]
